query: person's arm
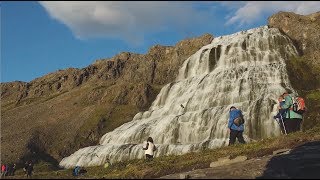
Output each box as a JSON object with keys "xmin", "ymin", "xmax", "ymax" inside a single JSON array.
[
  {"xmin": 228, "ymin": 112, "xmax": 233, "ymax": 129},
  {"xmin": 143, "ymin": 142, "xmax": 149, "ymax": 150}
]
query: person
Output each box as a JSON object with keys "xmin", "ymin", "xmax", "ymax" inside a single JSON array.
[
  {"xmin": 26, "ymin": 162, "xmax": 34, "ymax": 178},
  {"xmin": 6, "ymin": 164, "xmax": 11, "ymax": 176},
  {"xmin": 23, "ymin": 161, "xmax": 29, "ymax": 176},
  {"xmin": 228, "ymin": 106, "xmax": 246, "ymax": 146},
  {"xmin": 273, "ymin": 95, "xmax": 287, "ymax": 134},
  {"xmin": 11, "ymin": 164, "xmax": 16, "ymax": 176},
  {"xmin": 72, "ymin": 166, "xmax": 81, "ymax": 176},
  {"xmin": 280, "ymin": 91, "xmax": 303, "ymax": 134},
  {"xmin": 142, "ymin": 137, "xmax": 157, "ymax": 161},
  {"xmin": 274, "ymin": 95, "xmax": 286, "ymax": 119},
  {"xmin": 1, "ymin": 164, "xmax": 6, "ymax": 177}
]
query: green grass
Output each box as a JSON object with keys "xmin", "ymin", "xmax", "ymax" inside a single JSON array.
[
  {"xmin": 9, "ymin": 125, "xmax": 320, "ymax": 179},
  {"xmin": 286, "ymin": 56, "xmax": 320, "ymax": 91},
  {"xmin": 41, "ymin": 90, "xmax": 69, "ymax": 103},
  {"xmin": 306, "ymin": 90, "xmax": 320, "ymax": 100}
]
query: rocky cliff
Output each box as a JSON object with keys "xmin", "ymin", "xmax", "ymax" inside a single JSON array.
[{"xmin": 1, "ymin": 34, "xmax": 213, "ymax": 164}]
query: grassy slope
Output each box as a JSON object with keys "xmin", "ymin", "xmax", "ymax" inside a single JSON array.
[{"xmin": 8, "ymin": 125, "xmax": 320, "ymax": 179}]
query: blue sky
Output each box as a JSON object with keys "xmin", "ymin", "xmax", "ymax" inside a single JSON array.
[{"xmin": 2, "ymin": 1, "xmax": 319, "ymax": 83}]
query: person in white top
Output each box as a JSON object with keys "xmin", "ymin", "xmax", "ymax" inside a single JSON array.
[{"xmin": 142, "ymin": 137, "xmax": 157, "ymax": 161}]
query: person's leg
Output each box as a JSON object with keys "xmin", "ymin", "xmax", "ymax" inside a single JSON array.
[
  {"xmin": 236, "ymin": 131, "xmax": 246, "ymax": 144},
  {"xmin": 278, "ymin": 118, "xmax": 285, "ymax": 134},
  {"xmin": 292, "ymin": 118, "xmax": 302, "ymax": 132},
  {"xmin": 229, "ymin": 129, "xmax": 237, "ymax": 146},
  {"xmin": 285, "ymin": 119, "xmax": 296, "ymax": 134},
  {"xmin": 146, "ymin": 154, "xmax": 153, "ymax": 161},
  {"xmin": 297, "ymin": 118, "xmax": 302, "ymax": 131},
  {"xmin": 282, "ymin": 118, "xmax": 292, "ymax": 134}
]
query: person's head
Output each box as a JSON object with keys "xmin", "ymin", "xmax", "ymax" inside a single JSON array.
[
  {"xmin": 229, "ymin": 106, "xmax": 236, "ymax": 112},
  {"xmin": 278, "ymin": 95, "xmax": 284, "ymax": 102},
  {"xmin": 147, "ymin": 137, "xmax": 154, "ymax": 143},
  {"xmin": 283, "ymin": 88, "xmax": 293, "ymax": 97}
]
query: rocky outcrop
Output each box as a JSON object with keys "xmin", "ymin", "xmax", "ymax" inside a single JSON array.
[
  {"xmin": 0, "ymin": 33, "xmax": 213, "ymax": 164},
  {"xmin": 268, "ymin": 11, "xmax": 320, "ymax": 89},
  {"xmin": 268, "ymin": 11, "xmax": 320, "ymax": 130}
]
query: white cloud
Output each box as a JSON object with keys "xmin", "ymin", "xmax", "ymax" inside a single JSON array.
[
  {"xmin": 224, "ymin": 1, "xmax": 320, "ymax": 26},
  {"xmin": 39, "ymin": 1, "xmax": 216, "ymax": 45}
]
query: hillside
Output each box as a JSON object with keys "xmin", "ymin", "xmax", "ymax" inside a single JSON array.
[
  {"xmin": 1, "ymin": 34, "xmax": 213, "ymax": 165},
  {"xmin": 1, "ymin": 10, "xmax": 320, "ymax": 173}
]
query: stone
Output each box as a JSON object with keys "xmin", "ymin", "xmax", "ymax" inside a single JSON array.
[
  {"xmin": 218, "ymin": 155, "xmax": 231, "ymax": 162},
  {"xmin": 273, "ymin": 149, "xmax": 291, "ymax": 155},
  {"xmin": 210, "ymin": 156, "xmax": 232, "ymax": 168},
  {"xmin": 179, "ymin": 173, "xmax": 190, "ymax": 179},
  {"xmin": 230, "ymin": 156, "xmax": 248, "ymax": 163},
  {"xmin": 210, "ymin": 155, "xmax": 247, "ymax": 168}
]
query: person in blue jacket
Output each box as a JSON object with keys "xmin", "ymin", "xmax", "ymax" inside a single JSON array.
[{"xmin": 228, "ymin": 106, "xmax": 246, "ymax": 145}]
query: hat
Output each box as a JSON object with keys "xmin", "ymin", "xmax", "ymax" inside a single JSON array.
[{"xmin": 230, "ymin": 106, "xmax": 236, "ymax": 110}]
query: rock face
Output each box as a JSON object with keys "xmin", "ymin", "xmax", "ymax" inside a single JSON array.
[
  {"xmin": 268, "ymin": 11, "xmax": 320, "ymax": 130},
  {"xmin": 268, "ymin": 11, "xmax": 320, "ymax": 89},
  {"xmin": 269, "ymin": 11, "xmax": 320, "ymax": 58},
  {"xmin": 0, "ymin": 34, "xmax": 213, "ymax": 164}
]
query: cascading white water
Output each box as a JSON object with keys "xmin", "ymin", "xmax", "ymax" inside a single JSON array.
[{"xmin": 60, "ymin": 26, "xmax": 299, "ymax": 168}]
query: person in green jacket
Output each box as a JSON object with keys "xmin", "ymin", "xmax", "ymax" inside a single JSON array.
[{"xmin": 281, "ymin": 91, "xmax": 303, "ymax": 134}]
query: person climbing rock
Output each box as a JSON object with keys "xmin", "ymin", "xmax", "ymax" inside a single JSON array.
[
  {"xmin": 281, "ymin": 91, "xmax": 303, "ymax": 134},
  {"xmin": 228, "ymin": 106, "xmax": 246, "ymax": 146},
  {"xmin": 142, "ymin": 137, "xmax": 157, "ymax": 161}
]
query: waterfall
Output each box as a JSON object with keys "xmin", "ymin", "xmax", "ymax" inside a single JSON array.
[{"xmin": 59, "ymin": 26, "xmax": 299, "ymax": 168}]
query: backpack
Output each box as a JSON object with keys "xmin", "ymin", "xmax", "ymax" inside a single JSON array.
[
  {"xmin": 291, "ymin": 96, "xmax": 306, "ymax": 115},
  {"xmin": 233, "ymin": 113, "xmax": 245, "ymax": 126}
]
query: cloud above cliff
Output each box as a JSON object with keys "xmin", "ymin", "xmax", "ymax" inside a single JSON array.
[
  {"xmin": 39, "ymin": 1, "xmax": 214, "ymax": 44},
  {"xmin": 39, "ymin": 1, "xmax": 320, "ymax": 44},
  {"xmin": 224, "ymin": 1, "xmax": 320, "ymax": 26}
]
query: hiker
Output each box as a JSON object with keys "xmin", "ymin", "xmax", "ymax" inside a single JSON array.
[
  {"xmin": 1, "ymin": 164, "xmax": 6, "ymax": 177},
  {"xmin": 26, "ymin": 162, "xmax": 34, "ymax": 178},
  {"xmin": 273, "ymin": 95, "xmax": 287, "ymax": 134},
  {"xmin": 280, "ymin": 92, "xmax": 303, "ymax": 134},
  {"xmin": 142, "ymin": 137, "xmax": 157, "ymax": 161},
  {"xmin": 6, "ymin": 164, "xmax": 11, "ymax": 176},
  {"xmin": 228, "ymin": 106, "xmax": 246, "ymax": 146},
  {"xmin": 11, "ymin": 164, "xmax": 16, "ymax": 176},
  {"xmin": 274, "ymin": 95, "xmax": 286, "ymax": 119},
  {"xmin": 73, "ymin": 166, "xmax": 81, "ymax": 176},
  {"xmin": 23, "ymin": 161, "xmax": 29, "ymax": 176}
]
